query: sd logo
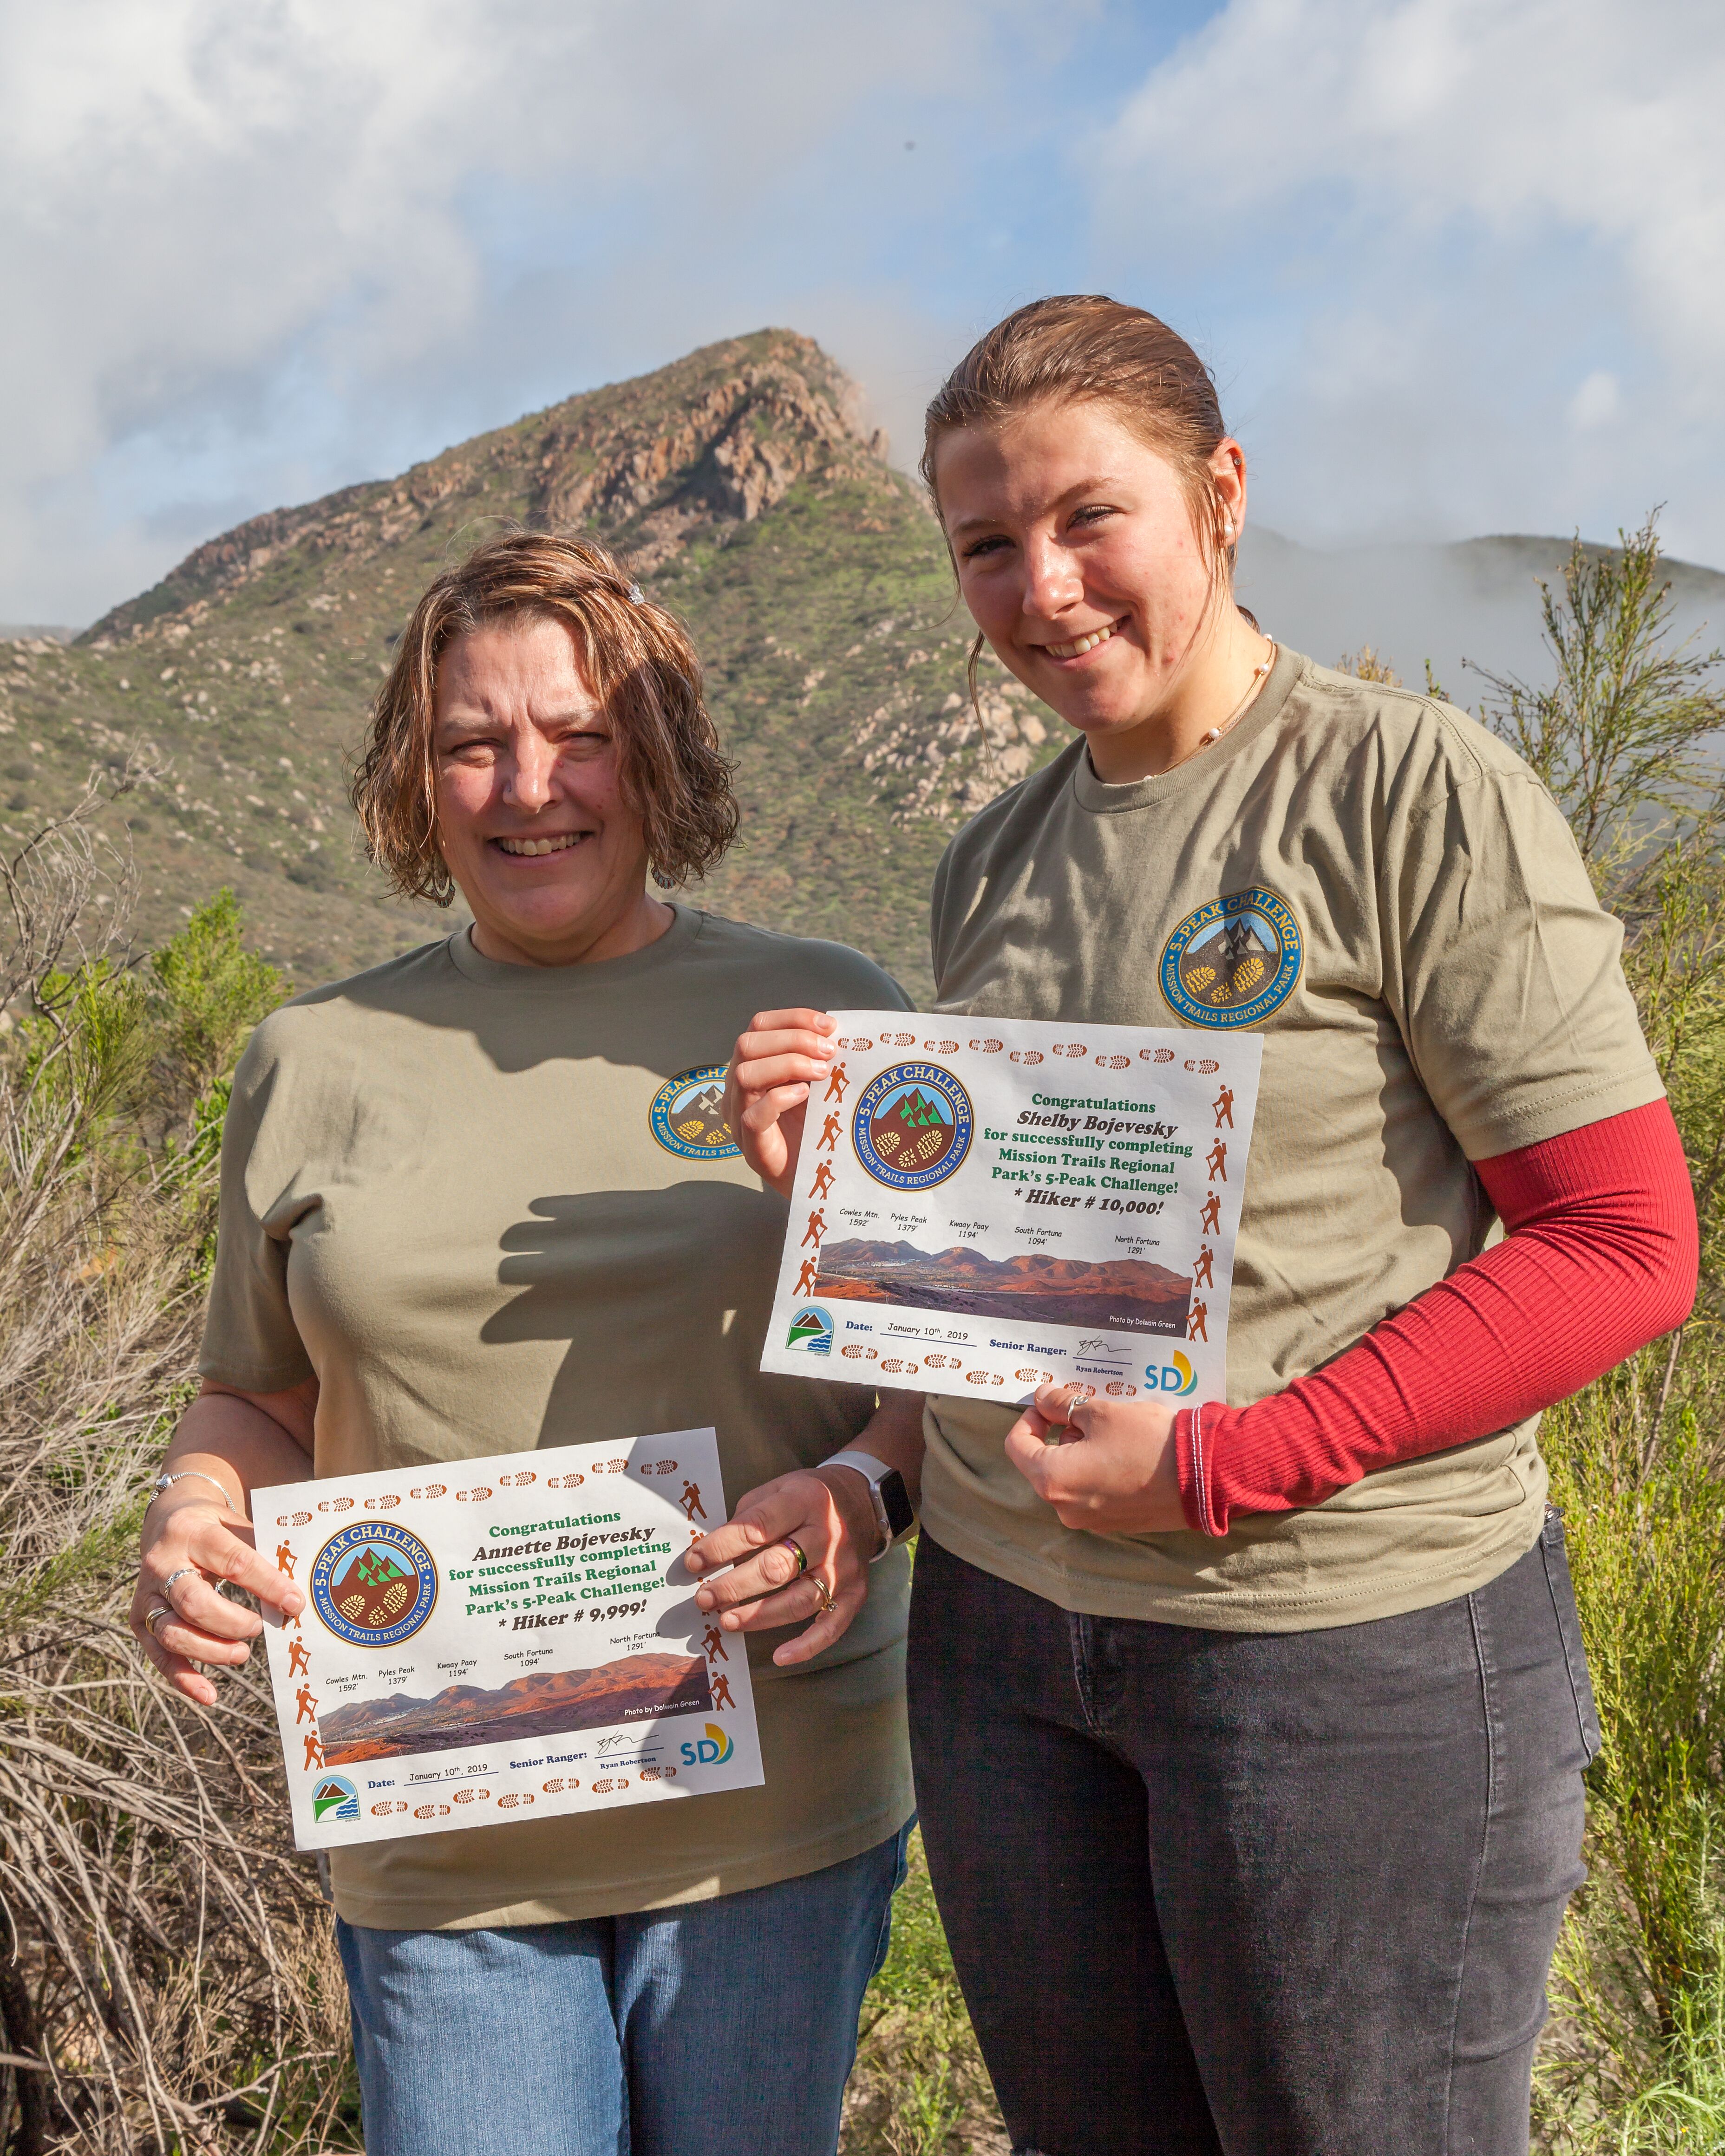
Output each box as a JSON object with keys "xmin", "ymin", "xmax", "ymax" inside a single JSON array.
[
  {"xmin": 1145, "ymin": 1352, "xmax": 1198, "ymax": 1396},
  {"xmin": 680, "ymin": 1722, "xmax": 735, "ymax": 1767}
]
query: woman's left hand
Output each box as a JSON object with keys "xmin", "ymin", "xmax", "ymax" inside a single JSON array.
[
  {"xmin": 1003, "ymin": 1384, "xmax": 1188, "ymax": 1534},
  {"xmin": 684, "ymin": 1466, "xmax": 877, "ymax": 1667}
]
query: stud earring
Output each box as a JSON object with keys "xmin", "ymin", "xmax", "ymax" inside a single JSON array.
[{"xmin": 1222, "ymin": 519, "xmax": 1235, "ymax": 541}]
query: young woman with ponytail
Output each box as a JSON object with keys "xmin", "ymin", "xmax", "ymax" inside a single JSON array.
[{"xmin": 722, "ymin": 296, "xmax": 1695, "ymax": 2155}]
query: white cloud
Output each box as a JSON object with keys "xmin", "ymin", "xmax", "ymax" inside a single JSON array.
[
  {"xmin": 0, "ymin": 0, "xmax": 1019, "ymax": 621},
  {"xmin": 1100, "ymin": 0, "xmax": 1725, "ymax": 558},
  {"xmin": 7, "ymin": 0, "xmax": 1723, "ymax": 620},
  {"xmin": 1568, "ymin": 370, "xmax": 1620, "ymax": 433}
]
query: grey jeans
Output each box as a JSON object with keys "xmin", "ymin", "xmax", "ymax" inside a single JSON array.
[{"xmin": 908, "ymin": 1511, "xmax": 1599, "ymax": 2156}]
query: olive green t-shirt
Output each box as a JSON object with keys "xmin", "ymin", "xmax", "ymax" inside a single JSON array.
[
  {"xmin": 202, "ymin": 905, "xmax": 914, "ymax": 1929},
  {"xmin": 922, "ymin": 649, "xmax": 1663, "ymax": 1631}
]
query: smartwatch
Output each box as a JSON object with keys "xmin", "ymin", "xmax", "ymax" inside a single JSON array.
[{"xmin": 820, "ymin": 1448, "xmax": 916, "ymax": 1561}]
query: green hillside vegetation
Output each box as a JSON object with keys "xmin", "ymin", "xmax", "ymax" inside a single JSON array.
[{"xmin": 0, "ymin": 332, "xmax": 1056, "ymax": 1000}]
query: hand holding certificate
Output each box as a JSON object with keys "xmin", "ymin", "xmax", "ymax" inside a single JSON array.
[{"xmin": 750, "ymin": 1010, "xmax": 1261, "ymax": 1408}]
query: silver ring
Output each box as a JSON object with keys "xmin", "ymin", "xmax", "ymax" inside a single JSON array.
[
  {"xmin": 162, "ymin": 1566, "xmax": 200, "ymax": 1601},
  {"xmin": 1043, "ymin": 1386, "xmax": 1091, "ymax": 1443},
  {"xmin": 142, "ymin": 1602, "xmax": 172, "ymax": 1639}
]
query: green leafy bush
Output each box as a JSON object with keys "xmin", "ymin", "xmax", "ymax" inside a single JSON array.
[{"xmin": 1462, "ymin": 520, "xmax": 1725, "ymax": 2147}]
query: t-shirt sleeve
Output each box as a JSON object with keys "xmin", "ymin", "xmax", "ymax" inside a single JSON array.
[
  {"xmin": 814, "ymin": 940, "xmax": 917, "ymax": 1016},
  {"xmin": 199, "ymin": 1023, "xmax": 317, "ymax": 1393},
  {"xmin": 928, "ymin": 829, "xmax": 979, "ymax": 998},
  {"xmin": 1383, "ymin": 763, "xmax": 1664, "ymax": 1159}
]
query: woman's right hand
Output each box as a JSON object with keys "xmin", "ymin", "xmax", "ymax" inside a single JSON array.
[
  {"xmin": 131, "ymin": 1488, "xmax": 304, "ymax": 1707},
  {"xmin": 724, "ymin": 1008, "xmax": 837, "ymax": 1199}
]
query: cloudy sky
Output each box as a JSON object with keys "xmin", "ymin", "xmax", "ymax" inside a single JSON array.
[{"xmin": 4, "ymin": 0, "xmax": 1723, "ymax": 625}]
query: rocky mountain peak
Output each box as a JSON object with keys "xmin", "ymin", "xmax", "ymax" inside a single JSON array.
[
  {"xmin": 529, "ymin": 332, "xmax": 891, "ymax": 569},
  {"xmin": 84, "ymin": 329, "xmax": 892, "ymax": 644}
]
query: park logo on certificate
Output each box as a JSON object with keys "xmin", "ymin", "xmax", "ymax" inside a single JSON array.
[
  {"xmin": 255, "ymin": 1428, "xmax": 761, "ymax": 1850},
  {"xmin": 761, "ymin": 1014, "xmax": 1262, "ymax": 1404}
]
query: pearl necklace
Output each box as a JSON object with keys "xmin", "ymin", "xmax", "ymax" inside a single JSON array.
[
  {"xmin": 1155, "ymin": 644, "xmax": 1277, "ymax": 777},
  {"xmin": 1199, "ymin": 645, "xmax": 1277, "ymax": 747}
]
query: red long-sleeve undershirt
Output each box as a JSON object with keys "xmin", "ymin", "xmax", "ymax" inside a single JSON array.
[{"xmin": 1174, "ymin": 1097, "xmax": 1699, "ymax": 1538}]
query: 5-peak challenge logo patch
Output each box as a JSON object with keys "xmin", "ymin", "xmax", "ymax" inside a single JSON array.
[
  {"xmin": 1160, "ymin": 887, "xmax": 1302, "ymax": 1029},
  {"xmin": 649, "ymin": 1066, "xmax": 741, "ymax": 1160},
  {"xmin": 852, "ymin": 1063, "xmax": 974, "ymax": 1191},
  {"xmin": 310, "ymin": 1523, "xmax": 438, "ymax": 1649}
]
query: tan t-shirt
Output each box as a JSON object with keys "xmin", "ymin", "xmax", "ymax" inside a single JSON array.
[
  {"xmin": 203, "ymin": 905, "xmax": 914, "ymax": 1929},
  {"xmin": 922, "ymin": 649, "xmax": 1663, "ymax": 1631}
]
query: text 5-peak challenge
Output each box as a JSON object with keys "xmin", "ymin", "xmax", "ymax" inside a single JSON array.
[{"xmin": 761, "ymin": 1014, "xmax": 1262, "ymax": 1406}]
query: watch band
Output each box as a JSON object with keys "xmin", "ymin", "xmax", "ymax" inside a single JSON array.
[{"xmin": 821, "ymin": 1448, "xmax": 917, "ymax": 1560}]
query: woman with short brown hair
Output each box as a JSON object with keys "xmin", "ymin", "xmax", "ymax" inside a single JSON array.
[
  {"xmin": 350, "ymin": 532, "xmax": 738, "ymax": 902},
  {"xmin": 127, "ymin": 530, "xmax": 923, "ymax": 2156},
  {"xmin": 727, "ymin": 300, "xmax": 1697, "ymax": 2153}
]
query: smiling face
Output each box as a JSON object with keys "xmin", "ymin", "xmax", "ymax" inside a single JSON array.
[
  {"xmin": 432, "ymin": 611, "xmax": 667, "ymax": 967},
  {"xmin": 934, "ymin": 398, "xmax": 1249, "ymax": 772}
]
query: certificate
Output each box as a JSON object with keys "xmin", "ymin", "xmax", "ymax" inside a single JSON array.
[
  {"xmin": 255, "ymin": 1428, "xmax": 761, "ymax": 1850},
  {"xmin": 760, "ymin": 1013, "xmax": 1261, "ymax": 1404}
]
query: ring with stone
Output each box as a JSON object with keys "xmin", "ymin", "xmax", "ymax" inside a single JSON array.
[{"xmin": 811, "ymin": 1573, "xmax": 835, "ymax": 1615}]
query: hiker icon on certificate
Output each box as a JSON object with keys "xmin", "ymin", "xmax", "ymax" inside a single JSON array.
[
  {"xmin": 761, "ymin": 1014, "xmax": 1263, "ymax": 1404},
  {"xmin": 255, "ymin": 1428, "xmax": 762, "ymax": 1850}
]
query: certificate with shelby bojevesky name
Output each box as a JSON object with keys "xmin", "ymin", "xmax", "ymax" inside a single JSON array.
[
  {"xmin": 256, "ymin": 1429, "xmax": 761, "ymax": 1850},
  {"xmin": 760, "ymin": 1013, "xmax": 1262, "ymax": 1407}
]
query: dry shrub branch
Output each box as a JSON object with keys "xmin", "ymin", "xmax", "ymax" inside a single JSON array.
[{"xmin": 0, "ymin": 777, "xmax": 347, "ymax": 2156}]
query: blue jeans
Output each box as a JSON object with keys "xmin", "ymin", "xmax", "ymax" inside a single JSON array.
[{"xmin": 337, "ymin": 1824, "xmax": 910, "ymax": 2156}]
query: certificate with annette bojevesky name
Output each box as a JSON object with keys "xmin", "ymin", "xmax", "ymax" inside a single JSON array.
[
  {"xmin": 256, "ymin": 1429, "xmax": 761, "ymax": 1850},
  {"xmin": 760, "ymin": 1014, "xmax": 1262, "ymax": 1407}
]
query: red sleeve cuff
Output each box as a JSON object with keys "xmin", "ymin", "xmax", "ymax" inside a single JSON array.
[
  {"xmin": 1173, "ymin": 1406, "xmax": 1209, "ymax": 1536},
  {"xmin": 1178, "ymin": 1096, "xmax": 1696, "ymax": 1540}
]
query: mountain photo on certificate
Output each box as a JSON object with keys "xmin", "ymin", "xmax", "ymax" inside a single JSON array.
[
  {"xmin": 318, "ymin": 1652, "xmax": 713, "ymax": 1766},
  {"xmin": 811, "ymin": 1240, "xmax": 1193, "ymax": 1334}
]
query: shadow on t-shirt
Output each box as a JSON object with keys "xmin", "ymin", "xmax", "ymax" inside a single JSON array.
[{"xmin": 480, "ymin": 1185, "xmax": 865, "ymax": 1472}]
